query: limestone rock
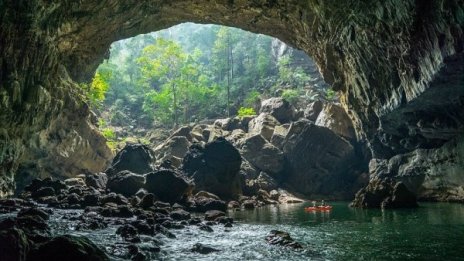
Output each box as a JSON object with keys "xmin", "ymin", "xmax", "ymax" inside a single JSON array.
[
  {"xmin": 304, "ymin": 100, "xmax": 324, "ymax": 121},
  {"xmin": 282, "ymin": 120, "xmax": 360, "ymax": 198},
  {"xmin": 260, "ymin": 97, "xmax": 296, "ymax": 124},
  {"xmin": 106, "ymin": 144, "xmax": 155, "ymax": 176},
  {"xmin": 315, "ymin": 104, "xmax": 356, "ymax": 140},
  {"xmin": 239, "ymin": 134, "xmax": 285, "ymax": 176},
  {"xmin": 145, "ymin": 169, "xmax": 193, "ymax": 203},
  {"xmin": 248, "ymin": 113, "xmax": 279, "ymax": 141},
  {"xmin": 182, "ymin": 138, "xmax": 242, "ymax": 199},
  {"xmin": 154, "ymin": 136, "xmax": 191, "ymax": 168},
  {"xmin": 107, "ymin": 171, "xmax": 145, "ymax": 197}
]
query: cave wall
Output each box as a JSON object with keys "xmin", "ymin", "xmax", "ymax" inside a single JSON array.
[{"xmin": 1, "ymin": 0, "xmax": 463, "ymax": 198}]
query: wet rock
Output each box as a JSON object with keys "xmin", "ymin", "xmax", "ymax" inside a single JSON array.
[
  {"xmin": 101, "ymin": 193, "xmax": 129, "ymax": 205},
  {"xmin": 67, "ymin": 193, "xmax": 81, "ymax": 205},
  {"xmin": 0, "ymin": 227, "xmax": 30, "ymax": 261},
  {"xmin": 266, "ymin": 230, "xmax": 302, "ymax": 249},
  {"xmin": 154, "ymin": 136, "xmax": 191, "ymax": 168},
  {"xmin": 260, "ymin": 97, "xmax": 296, "ymax": 124},
  {"xmin": 82, "ymin": 194, "xmax": 100, "ymax": 207},
  {"xmin": 351, "ymin": 179, "xmax": 418, "ymax": 208},
  {"xmin": 170, "ymin": 209, "xmax": 191, "ymax": 221},
  {"xmin": 145, "ymin": 169, "xmax": 193, "ymax": 203},
  {"xmin": 283, "ymin": 120, "xmax": 361, "ymax": 198},
  {"xmin": 182, "ymin": 138, "xmax": 241, "ymax": 199},
  {"xmin": 227, "ymin": 201, "xmax": 240, "ymax": 209},
  {"xmin": 241, "ymin": 199, "xmax": 256, "ymax": 209},
  {"xmin": 107, "ymin": 170, "xmax": 145, "ymax": 197},
  {"xmin": 64, "ymin": 178, "xmax": 86, "ymax": 187},
  {"xmin": 106, "ymin": 144, "xmax": 155, "ymax": 176},
  {"xmin": 192, "ymin": 197, "xmax": 227, "ymax": 212},
  {"xmin": 31, "ymin": 187, "xmax": 55, "ymax": 198},
  {"xmin": 30, "ymin": 235, "xmax": 109, "ymax": 261},
  {"xmin": 25, "ymin": 178, "xmax": 66, "ymax": 196},
  {"xmin": 138, "ymin": 193, "xmax": 156, "ymax": 209},
  {"xmin": 204, "ymin": 210, "xmax": 225, "ymax": 221},
  {"xmin": 315, "ymin": 103, "xmax": 356, "ymax": 140},
  {"xmin": 191, "ymin": 243, "xmax": 220, "ymax": 254},
  {"xmin": 248, "ymin": 113, "xmax": 279, "ymax": 141},
  {"xmin": 198, "ymin": 224, "xmax": 214, "ymax": 232},
  {"xmin": 304, "ymin": 100, "xmax": 324, "ymax": 121},
  {"xmin": 17, "ymin": 207, "xmax": 49, "ymax": 221},
  {"xmin": 117, "ymin": 224, "xmax": 139, "ymax": 241},
  {"xmin": 194, "ymin": 191, "xmax": 220, "ymax": 200},
  {"xmin": 85, "ymin": 173, "xmax": 108, "ymax": 190},
  {"xmin": 239, "ymin": 134, "xmax": 285, "ymax": 176}
]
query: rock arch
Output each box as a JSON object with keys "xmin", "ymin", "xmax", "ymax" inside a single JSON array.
[{"xmin": 1, "ymin": 0, "xmax": 463, "ymax": 197}]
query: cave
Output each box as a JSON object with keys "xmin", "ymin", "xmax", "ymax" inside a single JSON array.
[{"xmin": 1, "ymin": 1, "xmax": 464, "ymax": 259}]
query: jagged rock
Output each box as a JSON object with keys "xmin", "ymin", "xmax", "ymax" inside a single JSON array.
[
  {"xmin": 315, "ymin": 104, "xmax": 356, "ymax": 140},
  {"xmin": 351, "ymin": 178, "xmax": 418, "ymax": 208},
  {"xmin": 170, "ymin": 209, "xmax": 191, "ymax": 221},
  {"xmin": 254, "ymin": 172, "xmax": 279, "ymax": 191},
  {"xmin": 154, "ymin": 136, "xmax": 191, "ymax": 168},
  {"xmin": 30, "ymin": 235, "xmax": 109, "ymax": 261},
  {"xmin": 169, "ymin": 126, "xmax": 192, "ymax": 140},
  {"xmin": 192, "ymin": 197, "xmax": 227, "ymax": 212},
  {"xmin": 194, "ymin": 191, "xmax": 221, "ymax": 200},
  {"xmin": 145, "ymin": 169, "xmax": 193, "ymax": 203},
  {"xmin": 239, "ymin": 134, "xmax": 285, "ymax": 176},
  {"xmin": 270, "ymin": 124, "xmax": 290, "ymax": 149},
  {"xmin": 106, "ymin": 144, "xmax": 155, "ymax": 176},
  {"xmin": 191, "ymin": 243, "xmax": 220, "ymax": 254},
  {"xmin": 182, "ymin": 138, "xmax": 242, "ymax": 199},
  {"xmin": 248, "ymin": 113, "xmax": 279, "ymax": 141},
  {"xmin": 304, "ymin": 100, "xmax": 324, "ymax": 121},
  {"xmin": 266, "ymin": 230, "xmax": 302, "ymax": 249},
  {"xmin": 260, "ymin": 97, "xmax": 296, "ymax": 124},
  {"xmin": 107, "ymin": 171, "xmax": 145, "ymax": 197},
  {"xmin": 282, "ymin": 120, "xmax": 360, "ymax": 198},
  {"xmin": 85, "ymin": 173, "xmax": 108, "ymax": 190},
  {"xmin": 64, "ymin": 178, "xmax": 86, "ymax": 187}
]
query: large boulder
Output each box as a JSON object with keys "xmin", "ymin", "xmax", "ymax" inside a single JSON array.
[
  {"xmin": 105, "ymin": 144, "xmax": 155, "ymax": 176},
  {"xmin": 107, "ymin": 171, "xmax": 145, "ymax": 197},
  {"xmin": 259, "ymin": 97, "xmax": 296, "ymax": 124},
  {"xmin": 350, "ymin": 178, "xmax": 418, "ymax": 208},
  {"xmin": 85, "ymin": 173, "xmax": 108, "ymax": 190},
  {"xmin": 315, "ymin": 104, "xmax": 356, "ymax": 140},
  {"xmin": 182, "ymin": 137, "xmax": 242, "ymax": 199},
  {"xmin": 154, "ymin": 136, "xmax": 191, "ymax": 168},
  {"xmin": 144, "ymin": 169, "xmax": 193, "ymax": 203},
  {"xmin": 238, "ymin": 134, "xmax": 285, "ymax": 176},
  {"xmin": 282, "ymin": 120, "xmax": 360, "ymax": 198},
  {"xmin": 248, "ymin": 113, "xmax": 280, "ymax": 141},
  {"xmin": 29, "ymin": 235, "xmax": 109, "ymax": 261},
  {"xmin": 304, "ymin": 100, "xmax": 324, "ymax": 121}
]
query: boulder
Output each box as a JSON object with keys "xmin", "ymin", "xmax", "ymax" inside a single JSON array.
[
  {"xmin": 191, "ymin": 243, "xmax": 220, "ymax": 254},
  {"xmin": 85, "ymin": 173, "xmax": 108, "ymax": 190},
  {"xmin": 248, "ymin": 113, "xmax": 279, "ymax": 141},
  {"xmin": 282, "ymin": 120, "xmax": 360, "ymax": 198},
  {"xmin": 182, "ymin": 138, "xmax": 242, "ymax": 199},
  {"xmin": 194, "ymin": 191, "xmax": 220, "ymax": 200},
  {"xmin": 64, "ymin": 178, "xmax": 86, "ymax": 187},
  {"xmin": 265, "ymin": 230, "xmax": 302, "ymax": 249},
  {"xmin": 192, "ymin": 197, "xmax": 227, "ymax": 212},
  {"xmin": 270, "ymin": 124, "xmax": 290, "ymax": 149},
  {"xmin": 30, "ymin": 235, "xmax": 109, "ymax": 261},
  {"xmin": 154, "ymin": 136, "xmax": 191, "ymax": 168},
  {"xmin": 239, "ymin": 134, "xmax": 285, "ymax": 176},
  {"xmin": 351, "ymin": 178, "xmax": 418, "ymax": 208},
  {"xmin": 169, "ymin": 126, "xmax": 192, "ymax": 140},
  {"xmin": 0, "ymin": 228, "xmax": 30, "ymax": 261},
  {"xmin": 145, "ymin": 169, "xmax": 193, "ymax": 203},
  {"xmin": 170, "ymin": 209, "xmax": 191, "ymax": 221},
  {"xmin": 304, "ymin": 100, "xmax": 324, "ymax": 121},
  {"xmin": 204, "ymin": 210, "xmax": 225, "ymax": 221},
  {"xmin": 106, "ymin": 144, "xmax": 155, "ymax": 176},
  {"xmin": 315, "ymin": 103, "xmax": 356, "ymax": 140},
  {"xmin": 107, "ymin": 171, "xmax": 145, "ymax": 197},
  {"xmin": 260, "ymin": 97, "xmax": 296, "ymax": 123}
]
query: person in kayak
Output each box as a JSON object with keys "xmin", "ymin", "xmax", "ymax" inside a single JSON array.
[
  {"xmin": 320, "ymin": 200, "xmax": 325, "ymax": 207},
  {"xmin": 311, "ymin": 201, "xmax": 317, "ymax": 207}
]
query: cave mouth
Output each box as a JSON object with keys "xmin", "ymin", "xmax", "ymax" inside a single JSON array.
[{"xmin": 88, "ymin": 22, "xmax": 335, "ymax": 152}]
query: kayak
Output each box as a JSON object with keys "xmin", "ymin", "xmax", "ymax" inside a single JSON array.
[{"xmin": 304, "ymin": 206, "xmax": 332, "ymax": 211}]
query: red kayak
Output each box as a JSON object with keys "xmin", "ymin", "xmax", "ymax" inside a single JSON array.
[{"xmin": 305, "ymin": 206, "xmax": 332, "ymax": 211}]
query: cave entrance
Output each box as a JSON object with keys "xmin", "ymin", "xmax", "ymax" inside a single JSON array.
[{"xmin": 86, "ymin": 23, "xmax": 335, "ymax": 152}]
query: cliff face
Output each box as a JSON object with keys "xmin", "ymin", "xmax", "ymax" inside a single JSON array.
[{"xmin": 0, "ymin": 0, "xmax": 463, "ymax": 199}]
